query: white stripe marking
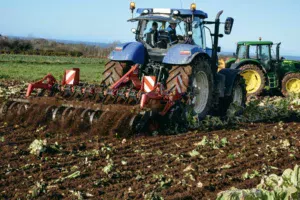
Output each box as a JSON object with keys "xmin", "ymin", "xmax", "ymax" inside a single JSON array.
[
  {"xmin": 66, "ymin": 71, "xmax": 75, "ymax": 82},
  {"xmin": 177, "ymin": 75, "xmax": 183, "ymax": 86},
  {"xmin": 153, "ymin": 8, "xmax": 171, "ymax": 14},
  {"xmin": 109, "ymin": 77, "xmax": 114, "ymax": 84},
  {"xmin": 144, "ymin": 84, "xmax": 151, "ymax": 92},
  {"xmin": 68, "ymin": 79, "xmax": 74, "ymax": 84},
  {"xmin": 176, "ymin": 84, "xmax": 182, "ymax": 93},
  {"xmin": 145, "ymin": 76, "xmax": 155, "ymax": 86}
]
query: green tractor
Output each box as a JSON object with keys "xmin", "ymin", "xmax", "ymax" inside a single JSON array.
[{"xmin": 226, "ymin": 40, "xmax": 300, "ymax": 96}]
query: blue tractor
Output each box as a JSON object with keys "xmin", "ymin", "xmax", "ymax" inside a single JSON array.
[{"xmin": 104, "ymin": 3, "xmax": 246, "ymax": 126}]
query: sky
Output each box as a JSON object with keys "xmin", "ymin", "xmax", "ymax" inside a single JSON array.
[{"xmin": 1, "ymin": 0, "xmax": 300, "ymax": 55}]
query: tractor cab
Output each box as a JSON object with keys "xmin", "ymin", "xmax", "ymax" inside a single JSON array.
[
  {"xmin": 235, "ymin": 41, "xmax": 274, "ymax": 70},
  {"xmin": 128, "ymin": 8, "xmax": 208, "ymax": 62},
  {"xmin": 129, "ymin": 9, "xmax": 207, "ymax": 48}
]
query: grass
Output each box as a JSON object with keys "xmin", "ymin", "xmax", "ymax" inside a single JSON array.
[{"xmin": 0, "ymin": 54, "xmax": 106, "ymax": 83}]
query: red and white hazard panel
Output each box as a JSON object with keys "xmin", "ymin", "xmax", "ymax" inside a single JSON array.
[
  {"xmin": 63, "ymin": 68, "xmax": 80, "ymax": 85},
  {"xmin": 143, "ymin": 76, "xmax": 156, "ymax": 92},
  {"xmin": 65, "ymin": 70, "xmax": 76, "ymax": 85}
]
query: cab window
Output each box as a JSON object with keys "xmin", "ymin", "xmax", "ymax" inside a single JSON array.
[
  {"xmin": 142, "ymin": 21, "xmax": 164, "ymax": 42},
  {"xmin": 192, "ymin": 18, "xmax": 203, "ymax": 48},
  {"xmin": 258, "ymin": 45, "xmax": 270, "ymax": 60},
  {"xmin": 237, "ymin": 45, "xmax": 247, "ymax": 59},
  {"xmin": 249, "ymin": 45, "xmax": 257, "ymax": 59}
]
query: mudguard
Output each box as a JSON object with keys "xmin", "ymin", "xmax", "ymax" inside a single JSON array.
[
  {"xmin": 108, "ymin": 42, "xmax": 145, "ymax": 64},
  {"xmin": 163, "ymin": 44, "xmax": 210, "ymax": 65},
  {"xmin": 230, "ymin": 59, "xmax": 266, "ymax": 72},
  {"xmin": 218, "ymin": 68, "xmax": 241, "ymax": 96}
]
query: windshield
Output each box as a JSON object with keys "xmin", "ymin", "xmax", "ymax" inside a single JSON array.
[
  {"xmin": 237, "ymin": 45, "xmax": 247, "ymax": 59},
  {"xmin": 248, "ymin": 45, "xmax": 270, "ymax": 60},
  {"xmin": 142, "ymin": 20, "xmax": 186, "ymax": 37},
  {"xmin": 135, "ymin": 15, "xmax": 205, "ymax": 49}
]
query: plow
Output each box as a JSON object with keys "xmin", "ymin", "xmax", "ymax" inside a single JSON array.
[
  {"xmin": 0, "ymin": 66, "xmax": 158, "ymax": 134},
  {"xmin": 1, "ymin": 3, "xmax": 246, "ymax": 135}
]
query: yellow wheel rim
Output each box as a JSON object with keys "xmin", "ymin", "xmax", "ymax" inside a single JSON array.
[
  {"xmin": 241, "ymin": 70, "xmax": 262, "ymax": 94},
  {"xmin": 286, "ymin": 78, "xmax": 300, "ymax": 94}
]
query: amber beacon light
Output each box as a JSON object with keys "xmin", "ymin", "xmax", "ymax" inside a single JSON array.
[
  {"xmin": 190, "ymin": 3, "xmax": 196, "ymax": 11},
  {"xmin": 130, "ymin": 2, "xmax": 136, "ymax": 11}
]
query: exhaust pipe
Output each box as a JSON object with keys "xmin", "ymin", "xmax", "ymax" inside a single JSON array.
[{"xmin": 211, "ymin": 10, "xmax": 223, "ymax": 75}]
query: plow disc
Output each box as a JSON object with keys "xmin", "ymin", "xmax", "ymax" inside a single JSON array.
[{"xmin": 0, "ymin": 97, "xmax": 148, "ymax": 136}]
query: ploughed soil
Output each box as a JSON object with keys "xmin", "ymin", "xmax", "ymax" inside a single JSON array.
[
  {"xmin": 0, "ymin": 81, "xmax": 300, "ymax": 199},
  {"xmin": 0, "ymin": 118, "xmax": 299, "ymax": 199}
]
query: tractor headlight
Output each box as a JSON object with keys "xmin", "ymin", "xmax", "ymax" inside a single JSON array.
[
  {"xmin": 143, "ymin": 9, "xmax": 149, "ymax": 14},
  {"xmin": 173, "ymin": 10, "xmax": 179, "ymax": 15}
]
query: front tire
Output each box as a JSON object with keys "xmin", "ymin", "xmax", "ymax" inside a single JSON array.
[
  {"xmin": 240, "ymin": 64, "xmax": 265, "ymax": 96},
  {"xmin": 219, "ymin": 76, "xmax": 246, "ymax": 116},
  {"xmin": 281, "ymin": 73, "xmax": 300, "ymax": 96}
]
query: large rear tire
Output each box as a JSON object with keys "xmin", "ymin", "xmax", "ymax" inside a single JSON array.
[
  {"xmin": 240, "ymin": 64, "xmax": 265, "ymax": 96},
  {"xmin": 101, "ymin": 61, "xmax": 131, "ymax": 86},
  {"xmin": 281, "ymin": 73, "xmax": 300, "ymax": 97},
  {"xmin": 166, "ymin": 57, "xmax": 214, "ymax": 120}
]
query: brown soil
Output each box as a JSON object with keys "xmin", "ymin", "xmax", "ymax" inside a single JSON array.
[
  {"xmin": 0, "ymin": 120, "xmax": 299, "ymax": 199},
  {"xmin": 1, "ymin": 96, "xmax": 141, "ymax": 138},
  {"xmin": 1, "ymin": 80, "xmax": 300, "ymax": 199}
]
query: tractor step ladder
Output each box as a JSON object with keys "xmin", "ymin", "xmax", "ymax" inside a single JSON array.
[{"xmin": 268, "ymin": 72, "xmax": 279, "ymax": 88}]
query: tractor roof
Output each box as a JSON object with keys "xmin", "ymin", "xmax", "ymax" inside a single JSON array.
[
  {"xmin": 237, "ymin": 41, "xmax": 274, "ymax": 46},
  {"xmin": 136, "ymin": 8, "xmax": 208, "ymax": 19},
  {"xmin": 128, "ymin": 15, "xmax": 180, "ymax": 23}
]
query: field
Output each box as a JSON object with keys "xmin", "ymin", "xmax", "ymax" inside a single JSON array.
[
  {"xmin": 0, "ymin": 55, "xmax": 300, "ymax": 199},
  {"xmin": 1, "ymin": 119, "xmax": 299, "ymax": 199},
  {"xmin": 0, "ymin": 54, "xmax": 106, "ymax": 82}
]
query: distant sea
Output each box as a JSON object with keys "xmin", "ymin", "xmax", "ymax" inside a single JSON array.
[
  {"xmin": 283, "ymin": 55, "xmax": 300, "ymax": 61},
  {"xmin": 220, "ymin": 51, "xmax": 300, "ymax": 61}
]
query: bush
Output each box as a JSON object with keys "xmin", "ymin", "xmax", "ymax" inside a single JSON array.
[{"xmin": 0, "ymin": 35, "xmax": 117, "ymax": 58}]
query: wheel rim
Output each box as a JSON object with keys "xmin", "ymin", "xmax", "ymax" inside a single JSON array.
[
  {"xmin": 286, "ymin": 78, "xmax": 300, "ymax": 94},
  {"xmin": 192, "ymin": 71, "xmax": 209, "ymax": 114},
  {"xmin": 241, "ymin": 70, "xmax": 262, "ymax": 94},
  {"xmin": 233, "ymin": 84, "xmax": 243, "ymax": 106}
]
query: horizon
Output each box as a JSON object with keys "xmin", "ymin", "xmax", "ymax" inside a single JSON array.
[{"xmin": 3, "ymin": 35, "xmax": 300, "ymax": 60}]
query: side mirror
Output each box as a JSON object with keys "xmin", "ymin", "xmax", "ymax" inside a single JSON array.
[
  {"xmin": 131, "ymin": 28, "xmax": 137, "ymax": 34},
  {"xmin": 224, "ymin": 17, "xmax": 234, "ymax": 35},
  {"xmin": 217, "ymin": 46, "xmax": 221, "ymax": 53}
]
